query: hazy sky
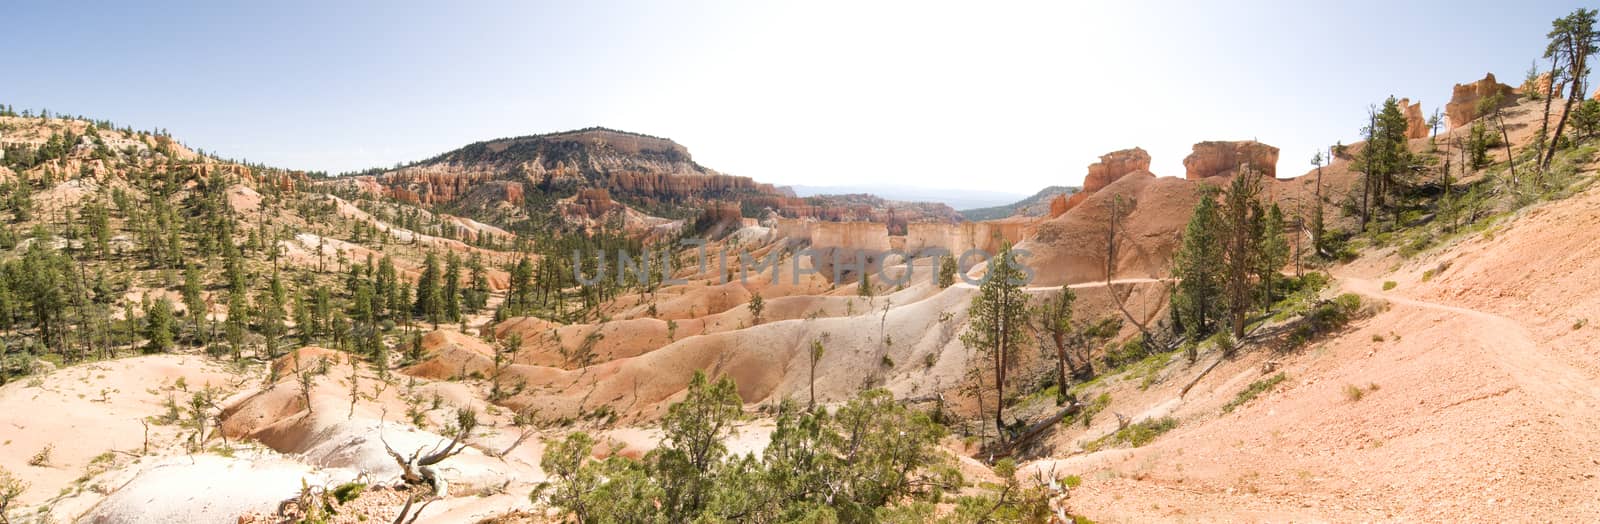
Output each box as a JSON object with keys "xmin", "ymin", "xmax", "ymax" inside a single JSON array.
[{"xmin": 2, "ymin": 1, "xmax": 1591, "ymax": 193}]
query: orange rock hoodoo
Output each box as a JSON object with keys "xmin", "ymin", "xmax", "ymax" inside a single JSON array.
[
  {"xmin": 1183, "ymin": 141, "xmax": 1278, "ymax": 180},
  {"xmin": 1446, "ymin": 73, "xmax": 1516, "ymax": 130},
  {"xmin": 1400, "ymin": 98, "xmax": 1429, "ymax": 139},
  {"xmin": 1055, "ymin": 147, "xmax": 1151, "ymax": 215}
]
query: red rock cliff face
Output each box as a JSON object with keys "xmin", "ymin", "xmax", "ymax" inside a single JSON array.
[
  {"xmin": 1446, "ymin": 73, "xmax": 1515, "ymax": 130},
  {"xmin": 1057, "ymin": 148, "xmax": 1151, "ymax": 214},
  {"xmin": 1183, "ymin": 141, "xmax": 1278, "ymax": 180}
]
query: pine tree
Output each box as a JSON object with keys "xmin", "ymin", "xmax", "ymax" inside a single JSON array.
[
  {"xmin": 1541, "ymin": 8, "xmax": 1600, "ymax": 171},
  {"xmin": 1309, "ymin": 151, "xmax": 1327, "ymax": 256},
  {"xmin": 506, "ymin": 257, "xmax": 534, "ymax": 317},
  {"xmin": 938, "ymin": 256, "xmax": 958, "ymax": 288},
  {"xmin": 1220, "ymin": 169, "xmax": 1266, "ymax": 345},
  {"xmin": 465, "ymin": 253, "xmax": 489, "ymax": 314},
  {"xmin": 144, "ymin": 298, "xmax": 175, "ymax": 353},
  {"xmin": 959, "ymin": 243, "xmax": 1029, "ymax": 439},
  {"xmin": 748, "ymin": 292, "xmax": 765, "ymax": 325},
  {"xmin": 1034, "ymin": 285, "xmax": 1085, "ymax": 397},
  {"xmin": 256, "ymin": 276, "xmax": 285, "ymax": 359},
  {"xmin": 294, "ymin": 293, "xmax": 315, "ymax": 346},
  {"xmin": 1355, "ymin": 97, "xmax": 1413, "ymax": 230},
  {"xmin": 1172, "ymin": 186, "xmax": 1224, "ymax": 338},
  {"xmin": 225, "ymin": 291, "xmax": 248, "ymax": 360},
  {"xmin": 182, "ymin": 263, "xmax": 207, "ymax": 345},
  {"xmin": 1258, "ymin": 204, "xmax": 1290, "ymax": 308},
  {"xmin": 443, "ymin": 252, "xmax": 462, "ymax": 322},
  {"xmin": 414, "ymin": 252, "xmax": 442, "ymax": 327},
  {"xmin": 376, "ymin": 256, "xmax": 397, "ymax": 319}
]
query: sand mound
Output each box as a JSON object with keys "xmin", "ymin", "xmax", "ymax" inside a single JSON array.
[
  {"xmin": 0, "ymin": 355, "xmax": 242, "ymax": 509},
  {"xmin": 404, "ymin": 330, "xmax": 498, "ymax": 380},
  {"xmin": 81, "ymin": 454, "xmax": 345, "ymax": 524}
]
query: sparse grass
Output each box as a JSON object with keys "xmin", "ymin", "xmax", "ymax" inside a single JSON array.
[
  {"xmin": 1221, "ymin": 372, "xmax": 1287, "ymax": 413},
  {"xmin": 1084, "ymin": 417, "xmax": 1178, "ymax": 451},
  {"xmin": 1285, "ymin": 293, "xmax": 1362, "ymax": 349},
  {"xmin": 1343, "ymin": 382, "xmax": 1379, "ymax": 402},
  {"xmin": 1371, "ymin": 334, "xmax": 1384, "ymax": 342},
  {"xmin": 1398, "ymin": 235, "xmax": 1433, "ymax": 259},
  {"xmin": 1573, "ymin": 318, "xmax": 1588, "ymax": 330},
  {"xmin": 1064, "ymin": 392, "xmax": 1111, "ymax": 429},
  {"xmin": 1125, "ymin": 352, "xmax": 1171, "ymax": 390}
]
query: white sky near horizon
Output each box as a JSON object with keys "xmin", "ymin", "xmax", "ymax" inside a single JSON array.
[{"xmin": 1, "ymin": 1, "xmax": 1592, "ymax": 194}]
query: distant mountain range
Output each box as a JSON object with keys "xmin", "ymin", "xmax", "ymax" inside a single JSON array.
[
  {"xmin": 787, "ymin": 184, "xmax": 1028, "ymax": 211},
  {"xmin": 958, "ymin": 185, "xmax": 1078, "ymax": 221}
]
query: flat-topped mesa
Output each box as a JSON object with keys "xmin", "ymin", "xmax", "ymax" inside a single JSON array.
[
  {"xmin": 1400, "ymin": 98, "xmax": 1429, "ymax": 139},
  {"xmin": 1053, "ymin": 147, "xmax": 1151, "ymax": 216},
  {"xmin": 1446, "ymin": 73, "xmax": 1516, "ymax": 130},
  {"xmin": 512, "ymin": 128, "xmax": 691, "ymax": 160},
  {"xmin": 1183, "ymin": 140, "xmax": 1278, "ymax": 180}
]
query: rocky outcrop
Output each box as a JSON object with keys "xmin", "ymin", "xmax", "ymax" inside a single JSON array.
[
  {"xmin": 1048, "ymin": 193, "xmax": 1070, "ymax": 218},
  {"xmin": 1400, "ymin": 98, "xmax": 1429, "ymax": 139},
  {"xmin": 340, "ymin": 127, "xmax": 958, "ymax": 233},
  {"xmin": 1084, "ymin": 148, "xmax": 1151, "ymax": 193},
  {"xmin": 1059, "ymin": 148, "xmax": 1152, "ymax": 213},
  {"xmin": 1183, "ymin": 141, "xmax": 1278, "ymax": 180},
  {"xmin": 1446, "ymin": 73, "xmax": 1516, "ymax": 130},
  {"xmin": 1521, "ymin": 72, "xmax": 1555, "ymax": 98}
]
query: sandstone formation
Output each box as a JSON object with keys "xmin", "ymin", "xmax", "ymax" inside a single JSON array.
[
  {"xmin": 1048, "ymin": 193, "xmax": 1070, "ymax": 218},
  {"xmin": 1521, "ymin": 71, "xmax": 1555, "ymax": 98},
  {"xmin": 1183, "ymin": 140, "xmax": 1278, "ymax": 180},
  {"xmin": 1446, "ymin": 73, "xmax": 1516, "ymax": 130},
  {"xmin": 1057, "ymin": 148, "xmax": 1152, "ymax": 213},
  {"xmin": 1400, "ymin": 98, "xmax": 1429, "ymax": 139},
  {"xmin": 355, "ymin": 127, "xmax": 959, "ymax": 231}
]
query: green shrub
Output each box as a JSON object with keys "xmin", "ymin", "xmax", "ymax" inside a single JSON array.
[
  {"xmin": 1084, "ymin": 417, "xmax": 1178, "ymax": 451},
  {"xmin": 1287, "ymin": 294, "xmax": 1361, "ymax": 348},
  {"xmin": 331, "ymin": 481, "xmax": 366, "ymax": 503},
  {"xmin": 1064, "ymin": 392, "xmax": 1111, "ymax": 429},
  {"xmin": 1221, "ymin": 373, "xmax": 1288, "ymax": 413},
  {"xmin": 1382, "ymin": 281, "xmax": 1397, "ymax": 291},
  {"xmin": 1398, "ymin": 236, "xmax": 1432, "ymax": 258}
]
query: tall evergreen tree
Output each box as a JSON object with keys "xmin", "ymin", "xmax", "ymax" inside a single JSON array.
[
  {"xmin": 960, "ymin": 243, "xmax": 1029, "ymax": 439},
  {"xmin": 1542, "ymin": 8, "xmax": 1600, "ymax": 171},
  {"xmin": 465, "ymin": 253, "xmax": 489, "ymax": 314},
  {"xmin": 225, "ymin": 291, "xmax": 248, "ymax": 360},
  {"xmin": 1220, "ymin": 169, "xmax": 1265, "ymax": 344},
  {"xmin": 1258, "ymin": 203, "xmax": 1290, "ymax": 308},
  {"xmin": 1172, "ymin": 186, "xmax": 1224, "ymax": 338},
  {"xmin": 182, "ymin": 263, "xmax": 207, "ymax": 345},
  {"xmin": 414, "ymin": 252, "xmax": 443, "ymax": 327},
  {"xmin": 443, "ymin": 252, "xmax": 462, "ymax": 323},
  {"xmin": 144, "ymin": 298, "xmax": 176, "ymax": 353}
]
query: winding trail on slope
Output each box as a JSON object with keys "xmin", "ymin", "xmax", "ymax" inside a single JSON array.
[
  {"xmin": 951, "ymin": 277, "xmax": 1168, "ymax": 292},
  {"xmin": 1339, "ymin": 275, "xmax": 1600, "ymax": 435}
]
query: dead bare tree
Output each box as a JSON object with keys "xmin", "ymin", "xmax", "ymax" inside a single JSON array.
[
  {"xmin": 380, "ymin": 408, "xmax": 478, "ymax": 498},
  {"xmin": 391, "ymin": 491, "xmax": 438, "ymax": 524},
  {"xmin": 1103, "ymin": 195, "xmax": 1155, "ymax": 346}
]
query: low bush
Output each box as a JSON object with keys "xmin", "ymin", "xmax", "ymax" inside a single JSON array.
[
  {"xmin": 1084, "ymin": 417, "xmax": 1178, "ymax": 451},
  {"xmin": 1221, "ymin": 372, "xmax": 1288, "ymax": 413}
]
